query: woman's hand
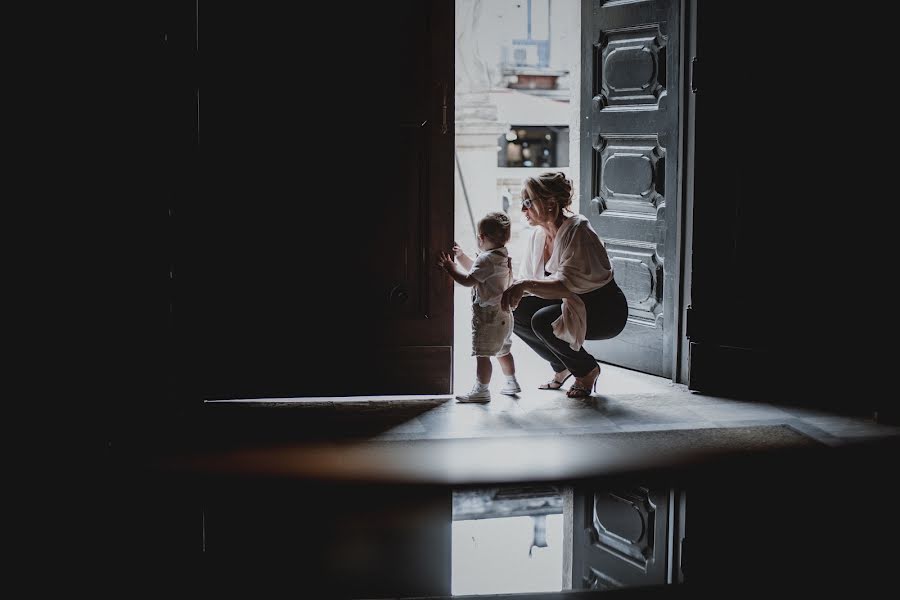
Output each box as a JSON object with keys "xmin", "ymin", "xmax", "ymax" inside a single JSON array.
[{"xmin": 501, "ymin": 281, "xmax": 525, "ymax": 312}]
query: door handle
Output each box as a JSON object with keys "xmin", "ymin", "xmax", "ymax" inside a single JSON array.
[{"xmin": 389, "ymin": 285, "xmax": 409, "ymax": 307}]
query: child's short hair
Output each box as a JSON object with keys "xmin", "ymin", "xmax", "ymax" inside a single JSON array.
[{"xmin": 479, "ymin": 211, "xmax": 512, "ymax": 246}]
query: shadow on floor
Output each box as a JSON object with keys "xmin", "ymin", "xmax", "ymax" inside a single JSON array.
[{"xmin": 198, "ymin": 398, "xmax": 452, "ymax": 447}]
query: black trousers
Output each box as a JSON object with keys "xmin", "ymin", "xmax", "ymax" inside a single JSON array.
[{"xmin": 512, "ymin": 281, "xmax": 628, "ymax": 377}]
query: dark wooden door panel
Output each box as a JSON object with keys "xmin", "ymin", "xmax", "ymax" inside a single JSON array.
[
  {"xmin": 180, "ymin": 1, "xmax": 454, "ymax": 399},
  {"xmin": 574, "ymin": 485, "xmax": 672, "ymax": 590},
  {"xmin": 580, "ymin": 0, "xmax": 682, "ymax": 378}
]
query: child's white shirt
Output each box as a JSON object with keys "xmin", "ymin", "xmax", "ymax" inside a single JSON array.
[{"xmin": 468, "ymin": 247, "xmax": 512, "ymax": 307}]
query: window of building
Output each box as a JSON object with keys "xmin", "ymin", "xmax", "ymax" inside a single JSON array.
[{"xmin": 498, "ymin": 125, "xmax": 569, "ymax": 168}]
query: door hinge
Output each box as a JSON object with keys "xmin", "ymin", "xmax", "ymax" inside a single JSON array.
[
  {"xmin": 690, "ymin": 57, "xmax": 698, "ymax": 93},
  {"xmin": 685, "ymin": 305, "xmax": 698, "ymax": 340}
]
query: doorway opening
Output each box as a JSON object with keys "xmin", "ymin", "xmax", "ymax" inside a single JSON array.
[
  {"xmin": 453, "ymin": 0, "xmax": 687, "ymax": 392},
  {"xmin": 453, "ymin": 0, "xmax": 581, "ymax": 397}
]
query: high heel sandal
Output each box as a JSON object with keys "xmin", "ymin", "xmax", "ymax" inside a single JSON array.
[
  {"xmin": 566, "ymin": 365, "xmax": 601, "ymax": 398},
  {"xmin": 538, "ymin": 371, "xmax": 572, "ymax": 390}
]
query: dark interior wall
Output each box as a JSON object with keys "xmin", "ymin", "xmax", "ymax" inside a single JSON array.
[
  {"xmin": 9, "ymin": 0, "xmax": 195, "ymax": 572},
  {"xmin": 687, "ymin": 4, "xmax": 892, "ymax": 415}
]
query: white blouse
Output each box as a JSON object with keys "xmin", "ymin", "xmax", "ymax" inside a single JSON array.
[{"xmin": 518, "ymin": 215, "xmax": 614, "ymax": 350}]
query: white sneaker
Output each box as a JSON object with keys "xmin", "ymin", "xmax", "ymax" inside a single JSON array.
[
  {"xmin": 500, "ymin": 380, "xmax": 521, "ymax": 395},
  {"xmin": 455, "ymin": 386, "xmax": 491, "ymax": 403}
]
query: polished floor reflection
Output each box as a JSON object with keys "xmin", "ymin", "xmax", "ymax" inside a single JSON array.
[{"xmin": 453, "ymin": 514, "xmax": 564, "ymax": 595}]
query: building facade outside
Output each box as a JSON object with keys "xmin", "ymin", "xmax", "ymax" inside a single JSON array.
[{"xmin": 455, "ymin": 0, "xmax": 581, "ymax": 263}]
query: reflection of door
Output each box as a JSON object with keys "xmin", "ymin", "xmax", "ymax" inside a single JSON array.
[
  {"xmin": 579, "ymin": 0, "xmax": 683, "ymax": 378},
  {"xmin": 180, "ymin": 0, "xmax": 454, "ymax": 399},
  {"xmin": 573, "ymin": 486, "xmax": 673, "ymax": 590}
]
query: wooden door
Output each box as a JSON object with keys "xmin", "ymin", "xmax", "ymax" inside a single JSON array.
[
  {"xmin": 579, "ymin": 0, "xmax": 683, "ymax": 378},
  {"xmin": 177, "ymin": 0, "xmax": 454, "ymax": 399},
  {"xmin": 573, "ymin": 485, "xmax": 674, "ymax": 590}
]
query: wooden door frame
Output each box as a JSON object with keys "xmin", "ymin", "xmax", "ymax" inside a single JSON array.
[{"xmin": 676, "ymin": 0, "xmax": 697, "ymax": 386}]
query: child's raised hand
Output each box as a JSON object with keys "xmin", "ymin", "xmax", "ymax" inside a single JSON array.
[
  {"xmin": 452, "ymin": 244, "xmax": 463, "ymax": 257},
  {"xmin": 437, "ymin": 251, "xmax": 456, "ymax": 271}
]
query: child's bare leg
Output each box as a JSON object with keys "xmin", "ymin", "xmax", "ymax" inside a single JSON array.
[
  {"xmin": 497, "ymin": 352, "xmax": 521, "ymax": 395},
  {"xmin": 497, "ymin": 352, "xmax": 516, "ymax": 377},
  {"xmin": 476, "ymin": 356, "xmax": 492, "ymax": 384}
]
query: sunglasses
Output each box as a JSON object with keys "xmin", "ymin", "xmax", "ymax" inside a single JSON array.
[{"xmin": 522, "ymin": 197, "xmax": 533, "ymax": 209}]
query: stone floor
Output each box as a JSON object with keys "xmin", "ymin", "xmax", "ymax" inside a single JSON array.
[
  {"xmin": 363, "ymin": 373, "xmax": 900, "ymax": 447},
  {"xmin": 414, "ymin": 285, "xmax": 896, "ymax": 446},
  {"xmin": 211, "ymin": 285, "xmax": 899, "ymax": 448}
]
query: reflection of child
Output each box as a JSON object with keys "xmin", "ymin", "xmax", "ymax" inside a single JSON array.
[{"xmin": 438, "ymin": 212, "xmax": 519, "ymax": 403}]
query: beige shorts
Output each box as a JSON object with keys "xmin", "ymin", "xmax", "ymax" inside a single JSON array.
[{"xmin": 471, "ymin": 303, "xmax": 513, "ymax": 357}]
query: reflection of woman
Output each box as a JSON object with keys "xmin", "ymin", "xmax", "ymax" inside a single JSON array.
[{"xmin": 500, "ymin": 172, "xmax": 628, "ymax": 398}]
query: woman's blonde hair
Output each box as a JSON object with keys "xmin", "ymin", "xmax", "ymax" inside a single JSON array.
[{"xmin": 522, "ymin": 171, "xmax": 574, "ymax": 219}]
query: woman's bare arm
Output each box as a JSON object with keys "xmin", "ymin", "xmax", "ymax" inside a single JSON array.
[
  {"xmin": 501, "ymin": 279, "xmax": 573, "ymax": 311},
  {"xmin": 518, "ymin": 279, "xmax": 574, "ymax": 299}
]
